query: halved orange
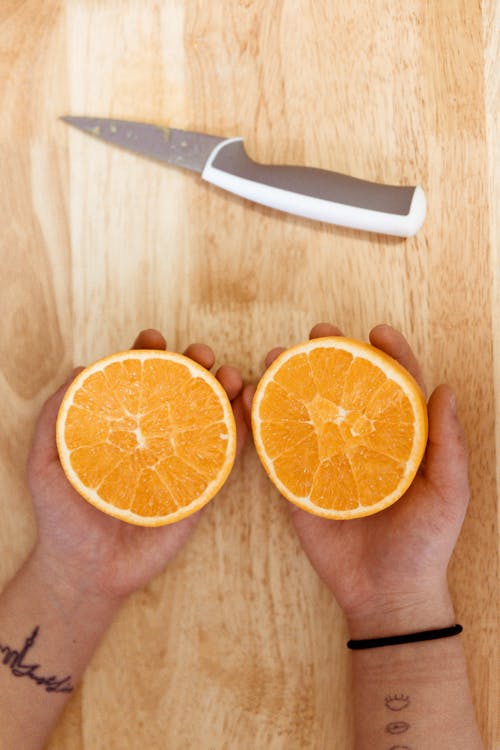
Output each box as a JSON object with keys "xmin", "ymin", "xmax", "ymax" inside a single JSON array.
[
  {"xmin": 56, "ymin": 350, "xmax": 236, "ymax": 526},
  {"xmin": 251, "ymin": 337, "xmax": 428, "ymax": 519}
]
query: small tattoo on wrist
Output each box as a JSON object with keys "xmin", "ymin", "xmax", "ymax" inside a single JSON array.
[
  {"xmin": 385, "ymin": 720, "xmax": 410, "ymax": 734},
  {"xmin": 384, "ymin": 693, "xmax": 412, "ymax": 748},
  {"xmin": 0, "ymin": 626, "xmax": 74, "ymax": 693},
  {"xmin": 385, "ymin": 693, "xmax": 410, "ymax": 711}
]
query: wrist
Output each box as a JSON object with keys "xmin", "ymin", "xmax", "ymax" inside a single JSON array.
[
  {"xmin": 26, "ymin": 545, "xmax": 124, "ymax": 624},
  {"xmin": 345, "ymin": 582, "xmax": 456, "ymax": 640}
]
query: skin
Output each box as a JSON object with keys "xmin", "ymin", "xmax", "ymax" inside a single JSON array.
[
  {"xmin": 0, "ymin": 330, "xmax": 250, "ymax": 750},
  {"xmin": 27, "ymin": 329, "xmax": 249, "ymax": 601},
  {"xmin": 0, "ymin": 323, "xmax": 484, "ymax": 749},
  {"xmin": 241, "ymin": 322, "xmax": 470, "ymax": 629},
  {"xmin": 242, "ymin": 322, "xmax": 483, "ymax": 750}
]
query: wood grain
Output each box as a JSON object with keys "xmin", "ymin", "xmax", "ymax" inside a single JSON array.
[{"xmin": 0, "ymin": 1, "xmax": 498, "ymax": 747}]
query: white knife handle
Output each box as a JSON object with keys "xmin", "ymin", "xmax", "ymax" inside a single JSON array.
[{"xmin": 202, "ymin": 138, "xmax": 426, "ymax": 238}]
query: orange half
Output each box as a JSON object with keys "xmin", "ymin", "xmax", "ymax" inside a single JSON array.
[
  {"xmin": 56, "ymin": 350, "xmax": 236, "ymax": 526},
  {"xmin": 251, "ymin": 337, "xmax": 428, "ymax": 519}
]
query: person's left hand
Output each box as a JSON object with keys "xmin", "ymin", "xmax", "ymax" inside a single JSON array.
[
  {"xmin": 241, "ymin": 323, "xmax": 468, "ymax": 637},
  {"xmin": 27, "ymin": 329, "xmax": 248, "ymax": 603}
]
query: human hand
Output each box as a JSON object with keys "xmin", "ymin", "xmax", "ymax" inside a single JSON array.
[
  {"xmin": 27, "ymin": 329, "xmax": 248, "ymax": 603},
  {"xmin": 243, "ymin": 323, "xmax": 470, "ymax": 636}
]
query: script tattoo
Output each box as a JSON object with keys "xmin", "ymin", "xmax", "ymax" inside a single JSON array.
[{"xmin": 0, "ymin": 626, "xmax": 74, "ymax": 693}]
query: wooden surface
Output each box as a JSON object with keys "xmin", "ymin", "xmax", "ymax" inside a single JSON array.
[{"xmin": 1, "ymin": 1, "xmax": 498, "ymax": 748}]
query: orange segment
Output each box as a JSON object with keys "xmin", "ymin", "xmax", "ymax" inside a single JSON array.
[
  {"xmin": 273, "ymin": 353, "xmax": 317, "ymax": 402},
  {"xmin": 155, "ymin": 455, "xmax": 210, "ymax": 507},
  {"xmin": 342, "ymin": 357, "xmax": 387, "ymax": 409},
  {"xmin": 70, "ymin": 444, "xmax": 124, "ymax": 489},
  {"xmin": 260, "ymin": 420, "xmax": 315, "ymax": 460},
  {"xmin": 131, "ymin": 468, "xmax": 179, "ymax": 517},
  {"xmin": 137, "ymin": 359, "xmax": 189, "ymax": 417},
  {"xmin": 272, "ymin": 432, "xmax": 319, "ymax": 497},
  {"xmin": 310, "ymin": 455, "xmax": 359, "ymax": 510},
  {"xmin": 347, "ymin": 446, "xmax": 402, "ymax": 506},
  {"xmin": 173, "ymin": 424, "xmax": 232, "ymax": 477},
  {"xmin": 56, "ymin": 350, "xmax": 236, "ymax": 526},
  {"xmin": 259, "ymin": 381, "xmax": 310, "ymax": 422},
  {"xmin": 73, "ymin": 372, "xmax": 123, "ymax": 417},
  {"xmin": 99, "ymin": 455, "xmax": 141, "ymax": 510},
  {"xmin": 309, "ymin": 347, "xmax": 353, "ymax": 402},
  {"xmin": 64, "ymin": 405, "xmax": 109, "ymax": 449},
  {"xmin": 252, "ymin": 337, "xmax": 428, "ymax": 519},
  {"xmin": 102, "ymin": 359, "xmax": 142, "ymax": 414}
]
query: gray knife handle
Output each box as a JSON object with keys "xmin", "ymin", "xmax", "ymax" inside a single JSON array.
[{"xmin": 202, "ymin": 138, "xmax": 425, "ymax": 237}]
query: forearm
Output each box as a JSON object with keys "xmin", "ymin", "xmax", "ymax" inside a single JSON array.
[
  {"xmin": 346, "ymin": 592, "xmax": 484, "ymax": 750},
  {"xmin": 0, "ymin": 549, "xmax": 121, "ymax": 750}
]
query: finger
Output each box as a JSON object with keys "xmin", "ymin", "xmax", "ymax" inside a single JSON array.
[
  {"xmin": 215, "ymin": 365, "xmax": 243, "ymax": 401},
  {"xmin": 264, "ymin": 347, "xmax": 286, "ymax": 369},
  {"xmin": 309, "ymin": 322, "xmax": 344, "ymax": 338},
  {"xmin": 242, "ymin": 384, "xmax": 256, "ymax": 429},
  {"xmin": 28, "ymin": 367, "xmax": 85, "ymax": 471},
  {"xmin": 132, "ymin": 329, "xmax": 166, "ymax": 350},
  {"xmin": 232, "ymin": 394, "xmax": 250, "ymax": 458},
  {"xmin": 369, "ymin": 324, "xmax": 426, "ymax": 394},
  {"xmin": 183, "ymin": 343, "xmax": 215, "ymax": 370},
  {"xmin": 424, "ymin": 384, "xmax": 470, "ymax": 519}
]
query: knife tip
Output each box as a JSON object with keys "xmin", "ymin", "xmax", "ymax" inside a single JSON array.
[
  {"xmin": 60, "ymin": 116, "xmax": 103, "ymax": 136},
  {"xmin": 60, "ymin": 115, "xmax": 80, "ymax": 125}
]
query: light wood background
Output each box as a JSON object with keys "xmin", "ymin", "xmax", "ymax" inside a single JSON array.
[{"xmin": 1, "ymin": 1, "xmax": 498, "ymax": 748}]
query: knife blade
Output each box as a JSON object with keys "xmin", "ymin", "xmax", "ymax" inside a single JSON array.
[{"xmin": 61, "ymin": 116, "xmax": 426, "ymax": 238}]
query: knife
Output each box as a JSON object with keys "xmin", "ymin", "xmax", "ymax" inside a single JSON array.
[{"xmin": 61, "ymin": 116, "xmax": 426, "ymax": 238}]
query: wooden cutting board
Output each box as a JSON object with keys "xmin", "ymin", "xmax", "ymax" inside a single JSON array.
[{"xmin": 0, "ymin": 1, "xmax": 498, "ymax": 747}]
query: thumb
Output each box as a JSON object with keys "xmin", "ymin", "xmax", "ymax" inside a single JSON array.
[
  {"xmin": 28, "ymin": 367, "xmax": 85, "ymax": 473},
  {"xmin": 231, "ymin": 394, "xmax": 250, "ymax": 458},
  {"xmin": 242, "ymin": 384, "xmax": 256, "ymax": 431},
  {"xmin": 424, "ymin": 384, "xmax": 470, "ymax": 520}
]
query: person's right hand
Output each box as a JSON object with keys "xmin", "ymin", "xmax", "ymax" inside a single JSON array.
[
  {"xmin": 27, "ymin": 328, "xmax": 248, "ymax": 604},
  {"xmin": 243, "ymin": 323, "xmax": 470, "ymax": 637}
]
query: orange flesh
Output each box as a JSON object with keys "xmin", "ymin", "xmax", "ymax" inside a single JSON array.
[
  {"xmin": 58, "ymin": 354, "xmax": 235, "ymax": 523},
  {"xmin": 254, "ymin": 340, "xmax": 427, "ymax": 516}
]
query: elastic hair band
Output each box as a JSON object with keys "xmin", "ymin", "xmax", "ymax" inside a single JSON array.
[{"xmin": 347, "ymin": 623, "xmax": 463, "ymax": 650}]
